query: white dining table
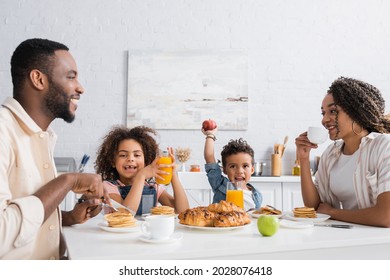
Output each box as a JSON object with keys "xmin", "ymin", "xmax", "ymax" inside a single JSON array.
[{"xmin": 62, "ymin": 214, "xmax": 390, "ymax": 260}]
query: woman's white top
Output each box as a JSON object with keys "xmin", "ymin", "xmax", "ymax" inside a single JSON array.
[
  {"xmin": 314, "ymin": 133, "xmax": 390, "ymax": 209},
  {"xmin": 330, "ymin": 150, "xmax": 359, "ymax": 209}
]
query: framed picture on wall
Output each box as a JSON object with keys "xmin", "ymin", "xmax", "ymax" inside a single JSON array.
[{"xmin": 127, "ymin": 50, "xmax": 248, "ymax": 130}]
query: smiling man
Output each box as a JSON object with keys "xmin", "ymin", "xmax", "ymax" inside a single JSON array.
[{"xmin": 0, "ymin": 38, "xmax": 106, "ymax": 259}]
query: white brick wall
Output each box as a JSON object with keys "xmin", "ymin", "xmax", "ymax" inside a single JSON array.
[{"xmin": 1, "ymin": 0, "xmax": 390, "ymax": 175}]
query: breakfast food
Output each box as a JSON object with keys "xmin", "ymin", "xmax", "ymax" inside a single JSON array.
[
  {"xmin": 293, "ymin": 206, "xmax": 317, "ymax": 218},
  {"xmin": 178, "ymin": 207, "xmax": 215, "ymax": 227},
  {"xmin": 213, "ymin": 211, "xmax": 251, "ymax": 227},
  {"xmin": 104, "ymin": 207, "xmax": 136, "ymax": 228},
  {"xmin": 150, "ymin": 205, "xmax": 175, "ymax": 215},
  {"xmin": 253, "ymin": 205, "xmax": 282, "ymax": 216},
  {"xmin": 208, "ymin": 200, "xmax": 244, "ymax": 214},
  {"xmin": 178, "ymin": 201, "xmax": 250, "ymax": 227}
]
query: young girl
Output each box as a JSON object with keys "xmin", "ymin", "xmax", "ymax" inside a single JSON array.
[{"xmin": 95, "ymin": 125, "xmax": 189, "ymax": 215}]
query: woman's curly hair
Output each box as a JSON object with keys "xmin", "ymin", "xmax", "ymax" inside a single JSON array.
[
  {"xmin": 328, "ymin": 77, "xmax": 390, "ymax": 133},
  {"xmin": 220, "ymin": 138, "xmax": 255, "ymax": 167},
  {"xmin": 95, "ymin": 125, "xmax": 159, "ymax": 181}
]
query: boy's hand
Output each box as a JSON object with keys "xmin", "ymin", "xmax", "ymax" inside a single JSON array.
[{"xmin": 201, "ymin": 127, "xmax": 218, "ymax": 136}]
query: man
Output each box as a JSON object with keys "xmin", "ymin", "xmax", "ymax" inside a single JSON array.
[{"xmin": 0, "ymin": 38, "xmax": 105, "ymax": 259}]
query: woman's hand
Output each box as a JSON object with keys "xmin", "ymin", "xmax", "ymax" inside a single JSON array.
[
  {"xmin": 317, "ymin": 202, "xmax": 334, "ymax": 216},
  {"xmin": 295, "ymin": 131, "xmax": 318, "ymax": 161}
]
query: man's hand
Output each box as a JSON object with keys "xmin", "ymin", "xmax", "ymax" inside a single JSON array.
[
  {"xmin": 62, "ymin": 198, "xmax": 102, "ymax": 226},
  {"xmin": 71, "ymin": 173, "xmax": 105, "ymax": 198}
]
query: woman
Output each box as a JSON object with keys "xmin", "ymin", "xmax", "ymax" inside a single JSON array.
[{"xmin": 295, "ymin": 77, "xmax": 390, "ymax": 227}]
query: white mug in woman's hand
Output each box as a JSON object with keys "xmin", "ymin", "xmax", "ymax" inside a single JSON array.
[
  {"xmin": 141, "ymin": 215, "xmax": 175, "ymax": 240},
  {"xmin": 307, "ymin": 126, "xmax": 328, "ymax": 144}
]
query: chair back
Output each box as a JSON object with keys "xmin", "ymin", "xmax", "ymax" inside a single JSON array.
[{"xmin": 178, "ymin": 172, "xmax": 212, "ymax": 207}]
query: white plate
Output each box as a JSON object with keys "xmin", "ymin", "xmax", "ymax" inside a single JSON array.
[
  {"xmin": 98, "ymin": 221, "xmax": 141, "ymax": 233},
  {"xmin": 179, "ymin": 222, "xmax": 252, "ymax": 231},
  {"xmin": 141, "ymin": 213, "xmax": 178, "ymax": 218},
  {"xmin": 248, "ymin": 210, "xmax": 283, "ymax": 219},
  {"xmin": 139, "ymin": 232, "xmax": 183, "ymax": 244},
  {"xmin": 284, "ymin": 212, "xmax": 331, "ymax": 223},
  {"xmin": 279, "ymin": 219, "xmax": 314, "ymax": 229}
]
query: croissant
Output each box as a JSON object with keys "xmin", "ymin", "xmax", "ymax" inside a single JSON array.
[
  {"xmin": 178, "ymin": 206, "xmax": 207, "ymax": 220},
  {"xmin": 208, "ymin": 200, "xmax": 244, "ymax": 213},
  {"xmin": 213, "ymin": 211, "xmax": 251, "ymax": 227},
  {"xmin": 179, "ymin": 207, "xmax": 215, "ymax": 227}
]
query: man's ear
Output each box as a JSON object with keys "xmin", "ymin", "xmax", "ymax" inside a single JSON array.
[{"xmin": 29, "ymin": 69, "xmax": 47, "ymax": 90}]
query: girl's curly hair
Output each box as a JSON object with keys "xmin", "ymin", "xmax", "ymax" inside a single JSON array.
[
  {"xmin": 220, "ymin": 138, "xmax": 255, "ymax": 167},
  {"xmin": 95, "ymin": 125, "xmax": 159, "ymax": 181},
  {"xmin": 328, "ymin": 77, "xmax": 390, "ymax": 133}
]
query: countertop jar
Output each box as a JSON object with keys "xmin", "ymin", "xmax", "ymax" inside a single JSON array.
[{"xmin": 190, "ymin": 164, "xmax": 201, "ymax": 172}]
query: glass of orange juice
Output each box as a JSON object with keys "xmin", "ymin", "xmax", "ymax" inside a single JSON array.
[
  {"xmin": 226, "ymin": 182, "xmax": 244, "ymax": 209},
  {"xmin": 155, "ymin": 150, "xmax": 173, "ymax": 185}
]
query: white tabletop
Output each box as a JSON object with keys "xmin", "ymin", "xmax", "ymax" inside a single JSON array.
[{"xmin": 63, "ymin": 215, "xmax": 390, "ymax": 260}]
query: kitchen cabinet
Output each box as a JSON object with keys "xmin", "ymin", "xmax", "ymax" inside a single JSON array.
[
  {"xmin": 281, "ymin": 182, "xmax": 305, "ymax": 211},
  {"xmin": 253, "ymin": 182, "xmax": 283, "ymax": 210},
  {"xmin": 250, "ymin": 176, "xmax": 304, "ymax": 212}
]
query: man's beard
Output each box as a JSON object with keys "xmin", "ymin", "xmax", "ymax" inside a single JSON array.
[{"xmin": 44, "ymin": 79, "xmax": 75, "ymax": 123}]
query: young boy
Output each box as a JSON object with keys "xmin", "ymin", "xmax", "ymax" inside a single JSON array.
[{"xmin": 202, "ymin": 127, "xmax": 262, "ymax": 210}]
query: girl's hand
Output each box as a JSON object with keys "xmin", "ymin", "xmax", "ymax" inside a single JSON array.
[
  {"xmin": 140, "ymin": 155, "xmax": 174, "ymax": 182},
  {"xmin": 167, "ymin": 147, "xmax": 177, "ymax": 171},
  {"xmin": 295, "ymin": 131, "xmax": 318, "ymax": 161},
  {"xmin": 138, "ymin": 157, "xmax": 161, "ymax": 179}
]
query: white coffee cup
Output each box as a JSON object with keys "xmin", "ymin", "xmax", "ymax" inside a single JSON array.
[
  {"xmin": 141, "ymin": 215, "xmax": 175, "ymax": 240},
  {"xmin": 307, "ymin": 126, "xmax": 328, "ymax": 144}
]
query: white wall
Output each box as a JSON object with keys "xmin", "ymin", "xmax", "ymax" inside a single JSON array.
[{"xmin": 1, "ymin": 0, "xmax": 390, "ymax": 175}]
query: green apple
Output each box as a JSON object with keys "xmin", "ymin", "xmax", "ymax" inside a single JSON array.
[{"xmin": 257, "ymin": 215, "xmax": 279, "ymax": 236}]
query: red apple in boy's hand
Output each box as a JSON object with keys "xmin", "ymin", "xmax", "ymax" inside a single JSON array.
[{"xmin": 202, "ymin": 119, "xmax": 217, "ymax": 131}]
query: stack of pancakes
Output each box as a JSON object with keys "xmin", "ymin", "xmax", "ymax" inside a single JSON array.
[
  {"xmin": 253, "ymin": 205, "xmax": 282, "ymax": 215},
  {"xmin": 150, "ymin": 205, "xmax": 175, "ymax": 215},
  {"xmin": 104, "ymin": 207, "xmax": 136, "ymax": 228},
  {"xmin": 293, "ymin": 206, "xmax": 317, "ymax": 218}
]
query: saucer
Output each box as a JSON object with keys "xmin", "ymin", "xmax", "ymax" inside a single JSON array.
[{"xmin": 138, "ymin": 232, "xmax": 183, "ymax": 244}]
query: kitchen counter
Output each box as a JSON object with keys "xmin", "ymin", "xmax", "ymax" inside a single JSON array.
[
  {"xmin": 179, "ymin": 172, "xmax": 301, "ymax": 183},
  {"xmin": 250, "ymin": 175, "xmax": 301, "ymax": 183}
]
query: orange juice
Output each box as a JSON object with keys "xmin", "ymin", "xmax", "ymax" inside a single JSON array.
[
  {"xmin": 155, "ymin": 152, "xmax": 172, "ymax": 185},
  {"xmin": 226, "ymin": 189, "xmax": 244, "ymax": 209}
]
